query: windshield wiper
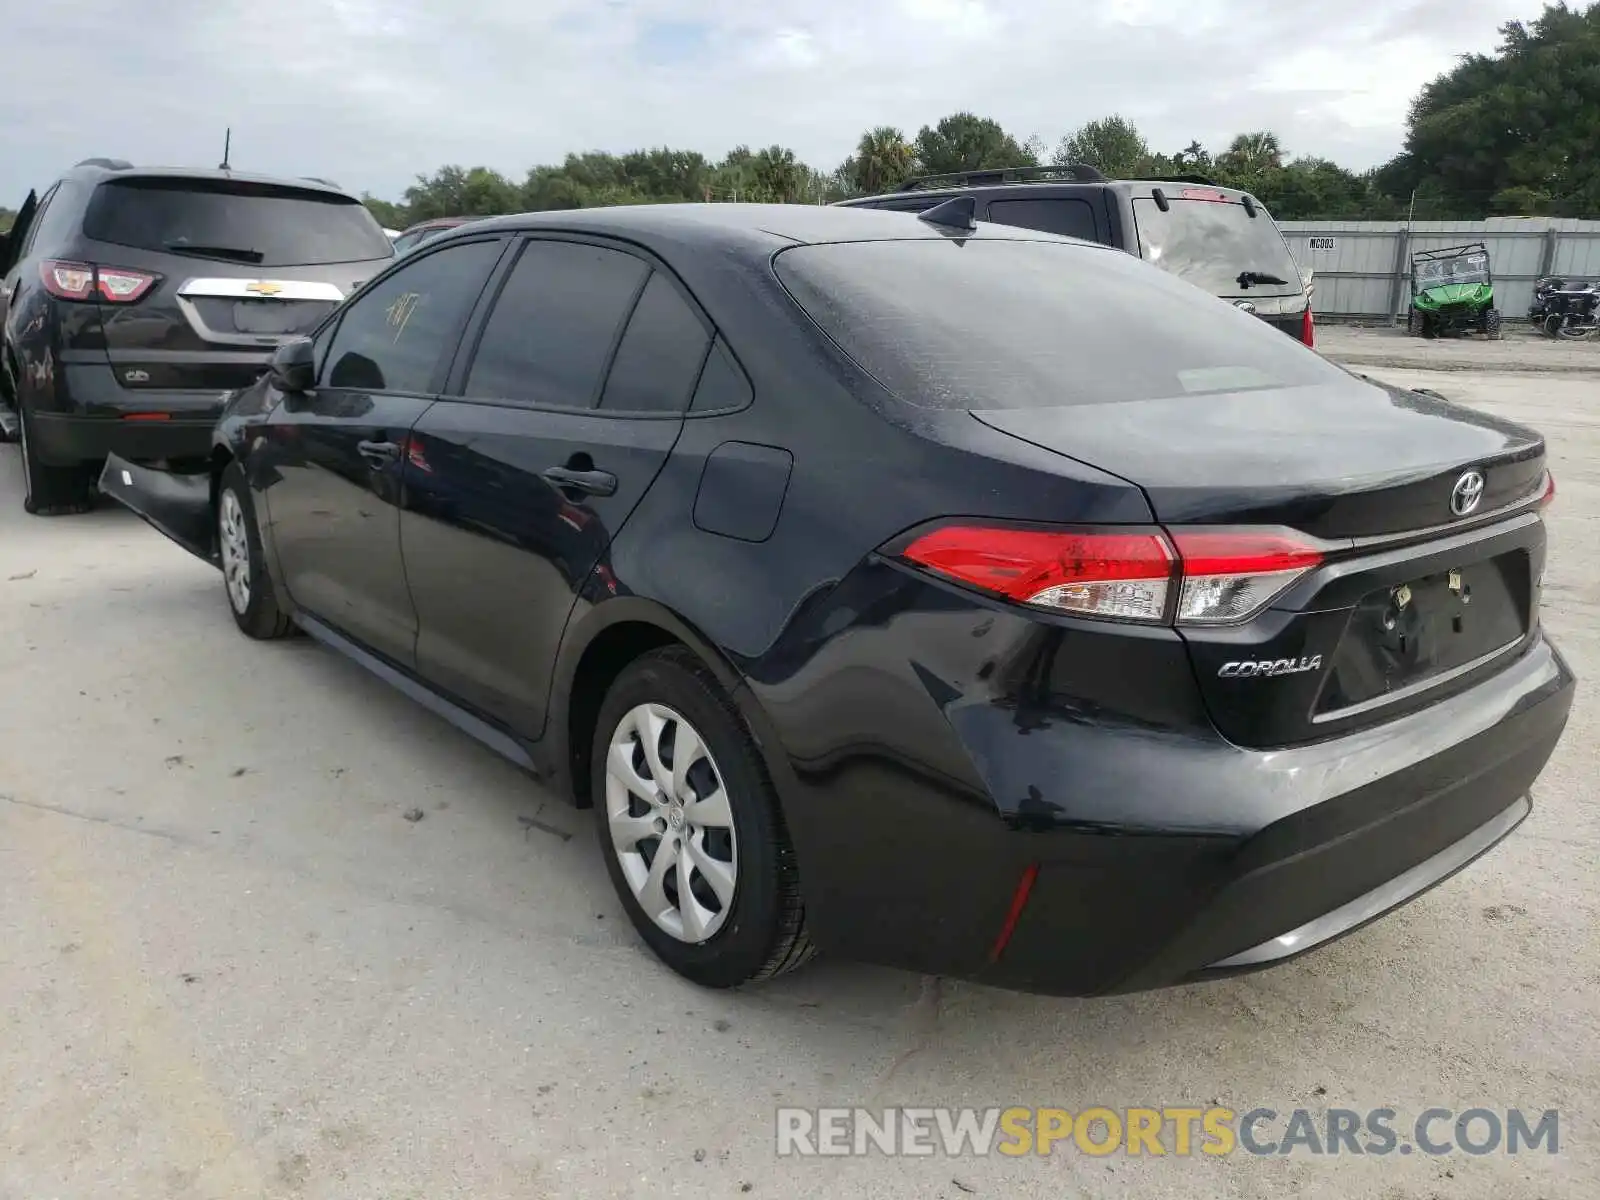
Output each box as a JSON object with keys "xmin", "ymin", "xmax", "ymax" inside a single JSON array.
[
  {"xmin": 1237, "ymin": 270, "xmax": 1289, "ymax": 289},
  {"xmin": 163, "ymin": 241, "xmax": 265, "ymax": 264}
]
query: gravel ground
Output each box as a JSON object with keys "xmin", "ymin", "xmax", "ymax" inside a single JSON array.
[{"xmin": 2, "ymin": 327, "xmax": 1596, "ymax": 1199}]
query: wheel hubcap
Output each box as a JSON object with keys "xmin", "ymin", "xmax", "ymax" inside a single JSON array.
[
  {"xmin": 605, "ymin": 702, "xmax": 738, "ymax": 943},
  {"xmin": 219, "ymin": 490, "xmax": 251, "ymax": 613}
]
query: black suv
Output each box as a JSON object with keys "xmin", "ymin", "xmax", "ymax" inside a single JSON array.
[
  {"xmin": 0, "ymin": 158, "xmax": 395, "ymax": 515},
  {"xmin": 837, "ymin": 166, "xmax": 1314, "ymax": 346}
]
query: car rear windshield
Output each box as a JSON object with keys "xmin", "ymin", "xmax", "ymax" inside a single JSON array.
[
  {"xmin": 1132, "ymin": 196, "xmax": 1303, "ymax": 298},
  {"xmin": 83, "ymin": 178, "xmax": 394, "ymax": 267},
  {"xmin": 772, "ymin": 237, "xmax": 1344, "ymax": 410}
]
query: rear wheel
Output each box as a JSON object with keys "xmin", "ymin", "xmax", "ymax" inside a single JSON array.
[
  {"xmin": 592, "ymin": 646, "xmax": 813, "ymax": 988},
  {"xmin": 1484, "ymin": 308, "xmax": 1503, "ymax": 340},
  {"xmin": 1405, "ymin": 309, "xmax": 1421, "ymax": 337},
  {"xmin": 19, "ymin": 406, "xmax": 95, "ymax": 516},
  {"xmin": 217, "ymin": 463, "xmax": 294, "ymax": 640}
]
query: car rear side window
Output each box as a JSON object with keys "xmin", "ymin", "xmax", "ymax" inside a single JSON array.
[
  {"xmin": 598, "ymin": 273, "xmax": 711, "ymax": 413},
  {"xmin": 774, "ymin": 238, "xmax": 1344, "ymax": 410},
  {"xmin": 465, "ymin": 240, "xmax": 649, "ymax": 408},
  {"xmin": 690, "ymin": 337, "xmax": 753, "ymax": 413},
  {"xmin": 83, "ymin": 178, "xmax": 394, "ymax": 267},
  {"xmin": 984, "ymin": 198, "xmax": 1099, "ymax": 242},
  {"xmin": 321, "ymin": 239, "xmax": 501, "ymax": 394}
]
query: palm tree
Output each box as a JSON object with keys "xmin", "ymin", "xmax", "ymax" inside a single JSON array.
[
  {"xmin": 849, "ymin": 127, "xmax": 918, "ymax": 195},
  {"xmin": 1222, "ymin": 132, "xmax": 1285, "ymax": 175}
]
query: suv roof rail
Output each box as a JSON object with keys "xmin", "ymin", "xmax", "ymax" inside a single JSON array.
[
  {"xmin": 75, "ymin": 157, "xmax": 134, "ymax": 171},
  {"xmin": 301, "ymin": 176, "xmax": 341, "ymax": 188},
  {"xmin": 895, "ymin": 163, "xmax": 1106, "ymax": 192},
  {"xmin": 1124, "ymin": 174, "xmax": 1220, "ymax": 186}
]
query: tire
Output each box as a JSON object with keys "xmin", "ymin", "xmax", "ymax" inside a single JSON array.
[
  {"xmin": 1484, "ymin": 308, "xmax": 1503, "ymax": 340},
  {"xmin": 1544, "ymin": 314, "xmax": 1564, "ymax": 338},
  {"xmin": 0, "ymin": 345, "xmax": 18, "ymax": 443},
  {"xmin": 18, "ymin": 405, "xmax": 94, "ymax": 516},
  {"xmin": 217, "ymin": 462, "xmax": 294, "ymax": 640},
  {"xmin": 592, "ymin": 646, "xmax": 814, "ymax": 988},
  {"xmin": 1406, "ymin": 309, "xmax": 1420, "ymax": 337}
]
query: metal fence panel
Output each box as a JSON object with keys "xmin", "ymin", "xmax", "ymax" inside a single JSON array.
[{"xmin": 1278, "ymin": 219, "xmax": 1600, "ymax": 320}]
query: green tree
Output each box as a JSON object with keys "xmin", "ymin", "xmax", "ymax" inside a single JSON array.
[
  {"xmin": 361, "ymin": 194, "xmax": 406, "ymax": 229},
  {"xmin": 842, "ymin": 126, "xmax": 918, "ymax": 195},
  {"xmin": 913, "ymin": 112, "xmax": 1036, "ymax": 175},
  {"xmin": 402, "ymin": 165, "xmax": 521, "ymax": 220},
  {"xmin": 1056, "ymin": 115, "xmax": 1151, "ymax": 177},
  {"xmin": 1386, "ymin": 3, "xmax": 1600, "ymax": 217}
]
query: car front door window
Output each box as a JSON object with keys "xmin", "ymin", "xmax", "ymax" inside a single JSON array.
[{"xmin": 321, "ymin": 239, "xmax": 503, "ymax": 395}]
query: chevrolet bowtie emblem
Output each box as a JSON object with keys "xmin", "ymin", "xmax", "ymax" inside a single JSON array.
[{"xmin": 244, "ymin": 281, "xmax": 283, "ymax": 296}]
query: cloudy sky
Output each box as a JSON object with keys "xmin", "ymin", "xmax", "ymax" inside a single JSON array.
[{"xmin": 1, "ymin": 0, "xmax": 1562, "ymax": 203}]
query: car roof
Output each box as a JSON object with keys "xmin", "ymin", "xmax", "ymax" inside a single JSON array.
[
  {"xmin": 450, "ymin": 201, "xmax": 1071, "ymax": 258},
  {"xmin": 61, "ymin": 162, "xmax": 351, "ymax": 196}
]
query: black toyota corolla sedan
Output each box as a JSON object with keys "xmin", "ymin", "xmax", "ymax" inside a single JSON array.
[{"xmin": 100, "ymin": 201, "xmax": 1573, "ymax": 997}]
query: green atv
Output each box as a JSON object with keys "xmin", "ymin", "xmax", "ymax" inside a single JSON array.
[{"xmin": 1407, "ymin": 244, "xmax": 1502, "ymax": 339}]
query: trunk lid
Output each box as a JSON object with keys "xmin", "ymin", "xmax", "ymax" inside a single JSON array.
[
  {"xmin": 970, "ymin": 377, "xmax": 1544, "ymax": 539},
  {"xmin": 973, "ymin": 377, "xmax": 1548, "ymax": 747}
]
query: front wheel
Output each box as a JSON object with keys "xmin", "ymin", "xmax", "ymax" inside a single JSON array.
[
  {"xmin": 1484, "ymin": 308, "xmax": 1503, "ymax": 340},
  {"xmin": 217, "ymin": 463, "xmax": 295, "ymax": 640},
  {"xmin": 19, "ymin": 406, "xmax": 94, "ymax": 516},
  {"xmin": 592, "ymin": 646, "xmax": 814, "ymax": 988}
]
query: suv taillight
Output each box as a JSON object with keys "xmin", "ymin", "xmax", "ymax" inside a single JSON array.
[
  {"xmin": 1300, "ymin": 305, "xmax": 1315, "ymax": 348},
  {"xmin": 893, "ymin": 523, "xmax": 1325, "ymax": 626},
  {"xmin": 41, "ymin": 260, "xmax": 157, "ymax": 304}
]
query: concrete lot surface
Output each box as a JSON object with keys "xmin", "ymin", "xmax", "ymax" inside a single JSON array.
[{"xmin": 2, "ymin": 327, "xmax": 1596, "ymax": 1199}]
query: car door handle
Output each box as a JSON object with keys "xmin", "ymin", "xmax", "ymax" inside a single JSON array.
[
  {"xmin": 541, "ymin": 466, "xmax": 617, "ymax": 497},
  {"xmin": 357, "ymin": 439, "xmax": 400, "ymax": 466}
]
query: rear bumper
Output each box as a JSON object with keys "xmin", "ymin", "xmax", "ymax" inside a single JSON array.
[
  {"xmin": 28, "ymin": 363, "xmax": 228, "ymax": 466},
  {"xmin": 760, "ymin": 568, "xmax": 1575, "ymax": 996}
]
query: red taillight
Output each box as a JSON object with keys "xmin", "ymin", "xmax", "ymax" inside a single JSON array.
[
  {"xmin": 1539, "ymin": 470, "xmax": 1556, "ymax": 509},
  {"xmin": 121, "ymin": 412, "xmax": 171, "ymax": 421},
  {"xmin": 894, "ymin": 523, "xmax": 1325, "ymax": 626},
  {"xmin": 40, "ymin": 260, "xmax": 156, "ymax": 303},
  {"xmin": 1300, "ymin": 305, "xmax": 1315, "ymax": 348},
  {"xmin": 899, "ymin": 524, "xmax": 1176, "ymax": 623},
  {"xmin": 41, "ymin": 261, "xmax": 96, "ymax": 300},
  {"xmin": 96, "ymin": 267, "xmax": 157, "ymax": 303}
]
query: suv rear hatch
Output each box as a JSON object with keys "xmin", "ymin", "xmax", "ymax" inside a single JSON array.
[
  {"xmin": 1130, "ymin": 186, "xmax": 1310, "ymax": 341},
  {"xmin": 79, "ymin": 176, "xmax": 393, "ymax": 391},
  {"xmin": 774, "ymin": 235, "xmax": 1550, "ymax": 749}
]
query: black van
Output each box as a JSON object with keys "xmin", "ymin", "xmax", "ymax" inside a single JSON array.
[{"xmin": 836, "ymin": 166, "xmax": 1314, "ymax": 346}]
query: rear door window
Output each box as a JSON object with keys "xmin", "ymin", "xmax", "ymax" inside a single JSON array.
[
  {"xmin": 774, "ymin": 238, "xmax": 1343, "ymax": 410},
  {"xmin": 1132, "ymin": 195, "xmax": 1303, "ymax": 298},
  {"xmin": 984, "ymin": 197, "xmax": 1099, "ymax": 243},
  {"xmin": 84, "ymin": 178, "xmax": 395, "ymax": 266},
  {"xmin": 321, "ymin": 239, "xmax": 502, "ymax": 394},
  {"xmin": 463, "ymin": 239, "xmax": 649, "ymax": 408},
  {"xmin": 598, "ymin": 273, "xmax": 711, "ymax": 413}
]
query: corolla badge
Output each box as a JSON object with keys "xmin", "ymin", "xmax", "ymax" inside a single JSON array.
[
  {"xmin": 1219, "ymin": 656, "xmax": 1323, "ymax": 679},
  {"xmin": 1234, "ymin": 300, "xmax": 1257, "ymax": 314},
  {"xmin": 1450, "ymin": 470, "xmax": 1486, "ymax": 517}
]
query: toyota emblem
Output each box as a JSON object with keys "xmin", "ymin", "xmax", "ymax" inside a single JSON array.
[
  {"xmin": 1234, "ymin": 300, "xmax": 1257, "ymax": 314},
  {"xmin": 1450, "ymin": 470, "xmax": 1485, "ymax": 517}
]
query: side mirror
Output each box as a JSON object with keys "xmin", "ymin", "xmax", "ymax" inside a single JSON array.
[{"xmin": 268, "ymin": 336, "xmax": 316, "ymax": 392}]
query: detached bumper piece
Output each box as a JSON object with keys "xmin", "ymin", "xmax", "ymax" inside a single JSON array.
[{"xmin": 98, "ymin": 454, "xmax": 219, "ymax": 566}]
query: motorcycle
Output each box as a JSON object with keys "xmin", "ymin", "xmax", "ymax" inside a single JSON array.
[{"xmin": 1529, "ymin": 276, "xmax": 1600, "ymax": 340}]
